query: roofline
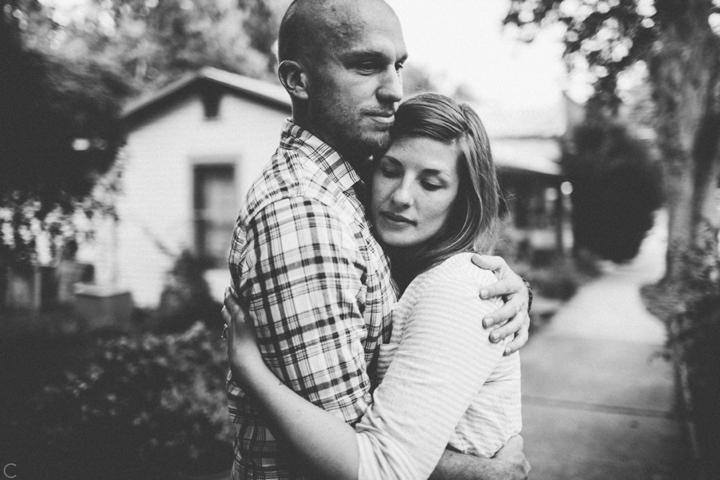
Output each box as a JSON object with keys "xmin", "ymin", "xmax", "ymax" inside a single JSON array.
[
  {"xmin": 497, "ymin": 164, "xmax": 564, "ymax": 179},
  {"xmin": 121, "ymin": 67, "xmax": 291, "ymax": 122}
]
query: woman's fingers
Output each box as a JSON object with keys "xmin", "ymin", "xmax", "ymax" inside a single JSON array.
[{"xmin": 224, "ymin": 288, "xmax": 244, "ymax": 317}]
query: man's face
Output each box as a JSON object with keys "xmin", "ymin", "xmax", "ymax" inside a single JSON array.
[{"xmin": 306, "ymin": 6, "xmax": 407, "ymax": 160}]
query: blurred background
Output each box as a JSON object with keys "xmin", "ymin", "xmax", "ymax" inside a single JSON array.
[{"xmin": 1, "ymin": 0, "xmax": 719, "ymax": 478}]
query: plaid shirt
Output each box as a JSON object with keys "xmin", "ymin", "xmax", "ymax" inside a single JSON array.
[{"xmin": 227, "ymin": 120, "xmax": 396, "ymax": 479}]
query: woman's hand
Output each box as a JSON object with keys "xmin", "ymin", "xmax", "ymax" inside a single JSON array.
[{"xmin": 223, "ymin": 288, "xmax": 265, "ymax": 385}]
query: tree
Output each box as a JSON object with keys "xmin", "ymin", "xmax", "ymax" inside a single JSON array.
[
  {"xmin": 1, "ymin": 0, "xmax": 291, "ymax": 268},
  {"xmin": 1, "ymin": 0, "xmax": 130, "ymax": 268},
  {"xmin": 504, "ymin": 1, "xmax": 720, "ymax": 472},
  {"xmin": 22, "ymin": 0, "xmax": 290, "ymax": 95},
  {"xmin": 504, "ymin": 0, "xmax": 720, "ymax": 290}
]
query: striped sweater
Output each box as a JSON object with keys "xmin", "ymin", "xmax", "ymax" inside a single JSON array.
[{"xmin": 356, "ymin": 252, "xmax": 522, "ymax": 480}]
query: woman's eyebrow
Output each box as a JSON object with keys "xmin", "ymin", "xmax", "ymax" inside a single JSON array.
[
  {"xmin": 422, "ymin": 168, "xmax": 450, "ymax": 178},
  {"xmin": 381, "ymin": 155, "xmax": 401, "ymax": 165}
]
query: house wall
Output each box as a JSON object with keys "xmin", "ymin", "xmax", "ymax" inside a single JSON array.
[{"xmin": 98, "ymin": 94, "xmax": 288, "ymax": 307}]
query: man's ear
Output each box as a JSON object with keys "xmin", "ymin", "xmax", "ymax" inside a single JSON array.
[{"xmin": 278, "ymin": 60, "xmax": 309, "ymax": 101}]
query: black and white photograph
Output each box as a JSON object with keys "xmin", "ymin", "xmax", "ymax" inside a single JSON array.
[{"xmin": 1, "ymin": 0, "xmax": 719, "ymax": 479}]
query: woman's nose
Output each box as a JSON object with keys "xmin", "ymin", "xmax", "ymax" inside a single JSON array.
[{"xmin": 390, "ymin": 184, "xmax": 413, "ymax": 207}]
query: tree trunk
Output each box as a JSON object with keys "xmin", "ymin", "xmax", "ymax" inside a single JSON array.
[{"xmin": 649, "ymin": 2, "xmax": 720, "ymax": 288}]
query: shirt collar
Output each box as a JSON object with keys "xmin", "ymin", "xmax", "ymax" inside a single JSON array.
[{"xmin": 280, "ymin": 120, "xmax": 367, "ymax": 194}]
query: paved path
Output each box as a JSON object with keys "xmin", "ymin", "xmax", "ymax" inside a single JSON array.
[{"xmin": 521, "ymin": 211, "xmax": 692, "ymax": 479}]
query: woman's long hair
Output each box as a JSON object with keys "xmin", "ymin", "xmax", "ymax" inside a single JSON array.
[{"xmin": 378, "ymin": 93, "xmax": 500, "ymax": 292}]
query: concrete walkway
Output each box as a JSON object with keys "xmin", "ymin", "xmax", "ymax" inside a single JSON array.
[{"xmin": 521, "ymin": 211, "xmax": 692, "ymax": 480}]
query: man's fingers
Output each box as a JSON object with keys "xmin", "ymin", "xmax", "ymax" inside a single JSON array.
[
  {"xmin": 504, "ymin": 320, "xmax": 529, "ymax": 355},
  {"xmin": 471, "ymin": 253, "xmax": 507, "ymax": 272},
  {"xmin": 482, "ymin": 294, "xmax": 526, "ymax": 327},
  {"xmin": 479, "ymin": 279, "xmax": 516, "ymax": 299},
  {"xmin": 486, "ymin": 311, "xmax": 524, "ymax": 343}
]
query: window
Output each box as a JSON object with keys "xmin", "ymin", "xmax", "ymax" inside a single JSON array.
[
  {"xmin": 201, "ymin": 87, "xmax": 222, "ymax": 119},
  {"xmin": 194, "ymin": 165, "xmax": 237, "ymax": 266}
]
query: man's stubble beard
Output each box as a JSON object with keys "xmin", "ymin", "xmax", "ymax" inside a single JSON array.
[{"xmin": 311, "ymin": 103, "xmax": 392, "ymax": 160}]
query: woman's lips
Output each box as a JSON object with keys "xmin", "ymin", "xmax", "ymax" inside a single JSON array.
[{"xmin": 381, "ymin": 211, "xmax": 415, "ymax": 225}]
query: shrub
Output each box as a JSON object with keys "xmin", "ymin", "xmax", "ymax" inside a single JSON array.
[
  {"xmin": 641, "ymin": 238, "xmax": 720, "ymax": 477},
  {"xmin": 155, "ymin": 250, "xmax": 223, "ymax": 333},
  {"xmin": 0, "ymin": 323, "xmax": 232, "ymax": 480},
  {"xmin": 520, "ymin": 255, "xmax": 599, "ymax": 301},
  {"xmin": 563, "ymin": 121, "xmax": 663, "ymax": 263}
]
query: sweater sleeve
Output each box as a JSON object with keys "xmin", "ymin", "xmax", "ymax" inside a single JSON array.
[{"xmin": 355, "ymin": 255, "xmax": 507, "ymax": 480}]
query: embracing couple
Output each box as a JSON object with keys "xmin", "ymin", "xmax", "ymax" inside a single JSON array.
[{"xmin": 222, "ymin": 0, "xmax": 533, "ymax": 479}]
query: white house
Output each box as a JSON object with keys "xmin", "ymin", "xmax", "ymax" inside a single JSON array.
[
  {"xmin": 105, "ymin": 67, "xmax": 291, "ymax": 307},
  {"xmin": 85, "ymin": 68, "xmax": 569, "ymax": 309}
]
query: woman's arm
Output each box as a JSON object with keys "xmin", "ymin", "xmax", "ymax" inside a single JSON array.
[
  {"xmin": 225, "ymin": 257, "xmax": 519, "ymax": 479},
  {"xmin": 353, "ymin": 259, "xmax": 509, "ymax": 479},
  {"xmin": 224, "ymin": 290, "xmax": 361, "ymax": 480}
]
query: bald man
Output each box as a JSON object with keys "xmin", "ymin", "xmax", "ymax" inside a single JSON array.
[{"xmin": 227, "ymin": 1, "xmax": 531, "ymax": 478}]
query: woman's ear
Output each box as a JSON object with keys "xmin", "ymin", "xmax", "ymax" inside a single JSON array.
[{"xmin": 278, "ymin": 60, "xmax": 309, "ymax": 101}]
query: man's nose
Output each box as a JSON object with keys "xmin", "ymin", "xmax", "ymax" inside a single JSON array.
[{"xmin": 378, "ymin": 67, "xmax": 403, "ymax": 103}]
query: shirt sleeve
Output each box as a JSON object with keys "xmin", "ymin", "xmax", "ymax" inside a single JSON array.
[
  {"xmin": 356, "ymin": 259, "xmax": 507, "ymax": 480},
  {"xmin": 231, "ymin": 195, "xmax": 372, "ymax": 423}
]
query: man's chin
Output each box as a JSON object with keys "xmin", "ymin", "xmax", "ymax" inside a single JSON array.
[{"xmin": 361, "ymin": 131, "xmax": 392, "ymax": 154}]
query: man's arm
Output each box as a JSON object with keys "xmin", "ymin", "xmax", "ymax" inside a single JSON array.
[
  {"xmin": 230, "ymin": 196, "xmax": 373, "ymax": 421},
  {"xmin": 430, "ymin": 437, "xmax": 530, "ymax": 480},
  {"xmin": 226, "ymin": 255, "xmax": 526, "ymax": 480},
  {"xmin": 472, "ymin": 254, "xmax": 531, "ymax": 355}
]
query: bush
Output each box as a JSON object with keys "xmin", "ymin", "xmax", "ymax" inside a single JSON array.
[
  {"xmin": 563, "ymin": 121, "xmax": 663, "ymax": 263},
  {"xmin": 641, "ymin": 239, "xmax": 720, "ymax": 478},
  {"xmin": 155, "ymin": 250, "xmax": 223, "ymax": 333},
  {"xmin": 520, "ymin": 254, "xmax": 600, "ymax": 301},
  {"xmin": 0, "ymin": 323, "xmax": 232, "ymax": 480}
]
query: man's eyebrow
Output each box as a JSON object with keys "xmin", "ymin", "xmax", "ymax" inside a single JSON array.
[{"xmin": 342, "ymin": 50, "xmax": 407, "ymax": 64}]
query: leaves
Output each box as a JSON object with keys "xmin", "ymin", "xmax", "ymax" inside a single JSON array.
[
  {"xmin": 505, "ymin": 0, "xmax": 658, "ymax": 108},
  {"xmin": 1, "ymin": 323, "xmax": 232, "ymax": 479},
  {"xmin": 1, "ymin": 0, "xmax": 289, "ymax": 266}
]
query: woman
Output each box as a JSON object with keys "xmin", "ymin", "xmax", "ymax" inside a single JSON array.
[{"xmin": 224, "ymin": 92, "xmax": 522, "ymax": 479}]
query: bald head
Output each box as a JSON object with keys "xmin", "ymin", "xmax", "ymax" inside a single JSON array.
[
  {"xmin": 276, "ymin": 0, "xmax": 407, "ymax": 162},
  {"xmin": 278, "ymin": 0, "xmax": 399, "ymax": 67}
]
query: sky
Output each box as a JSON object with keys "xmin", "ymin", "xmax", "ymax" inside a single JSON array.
[
  {"xmin": 386, "ymin": 0, "xmax": 582, "ymax": 109},
  {"xmin": 43, "ymin": 0, "xmax": 584, "ymax": 110}
]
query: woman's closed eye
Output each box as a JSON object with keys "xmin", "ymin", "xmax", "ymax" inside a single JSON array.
[
  {"xmin": 380, "ymin": 165, "xmax": 402, "ymax": 178},
  {"xmin": 421, "ymin": 179, "xmax": 444, "ymax": 191}
]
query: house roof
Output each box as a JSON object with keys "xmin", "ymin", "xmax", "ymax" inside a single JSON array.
[
  {"xmin": 122, "ymin": 67, "xmax": 291, "ymax": 126},
  {"xmin": 492, "ymin": 138, "xmax": 562, "ymax": 178},
  {"xmin": 121, "ymin": 67, "xmax": 563, "ymax": 179}
]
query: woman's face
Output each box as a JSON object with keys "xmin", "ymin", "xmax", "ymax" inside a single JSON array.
[{"xmin": 371, "ymin": 136, "xmax": 460, "ymax": 248}]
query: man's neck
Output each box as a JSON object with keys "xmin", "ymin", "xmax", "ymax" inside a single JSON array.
[{"xmin": 291, "ymin": 114, "xmax": 372, "ymax": 179}]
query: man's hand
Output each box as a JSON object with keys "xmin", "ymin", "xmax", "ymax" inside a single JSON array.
[
  {"xmin": 429, "ymin": 436, "xmax": 530, "ymax": 480},
  {"xmin": 471, "ymin": 254, "xmax": 530, "ymax": 355},
  {"xmin": 494, "ymin": 435, "xmax": 530, "ymax": 480}
]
